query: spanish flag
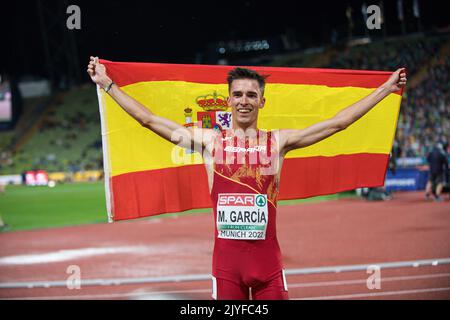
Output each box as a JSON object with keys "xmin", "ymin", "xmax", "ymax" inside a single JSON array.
[{"xmin": 97, "ymin": 60, "xmax": 402, "ymax": 222}]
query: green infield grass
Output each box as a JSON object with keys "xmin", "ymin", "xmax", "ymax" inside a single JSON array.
[
  {"xmin": 0, "ymin": 181, "xmax": 356, "ymax": 232},
  {"xmin": 0, "ymin": 182, "xmax": 108, "ymax": 232}
]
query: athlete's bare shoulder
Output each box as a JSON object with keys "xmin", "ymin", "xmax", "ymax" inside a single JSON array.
[
  {"xmin": 263, "ymin": 129, "xmax": 284, "ymax": 154},
  {"xmin": 188, "ymin": 128, "xmax": 220, "ymax": 154},
  {"xmin": 203, "ymin": 128, "xmax": 221, "ymax": 143},
  {"xmin": 276, "ymin": 129, "xmax": 294, "ymax": 156}
]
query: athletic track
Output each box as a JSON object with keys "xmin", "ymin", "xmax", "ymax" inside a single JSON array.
[{"xmin": 0, "ymin": 191, "xmax": 449, "ymax": 300}]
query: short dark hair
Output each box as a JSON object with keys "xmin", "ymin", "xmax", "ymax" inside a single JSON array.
[{"xmin": 227, "ymin": 67, "xmax": 268, "ymax": 95}]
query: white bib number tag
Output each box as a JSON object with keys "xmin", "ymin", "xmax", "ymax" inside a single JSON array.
[{"xmin": 216, "ymin": 193, "xmax": 268, "ymax": 240}]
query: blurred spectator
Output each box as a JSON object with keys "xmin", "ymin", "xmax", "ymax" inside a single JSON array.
[
  {"xmin": 425, "ymin": 142, "xmax": 449, "ymax": 202},
  {"xmin": 0, "ymin": 184, "xmax": 9, "ymax": 232},
  {"xmin": 389, "ymin": 139, "xmax": 402, "ymax": 175}
]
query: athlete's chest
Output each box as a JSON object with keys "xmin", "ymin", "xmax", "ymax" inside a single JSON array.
[{"xmin": 213, "ymin": 130, "xmax": 279, "ymax": 168}]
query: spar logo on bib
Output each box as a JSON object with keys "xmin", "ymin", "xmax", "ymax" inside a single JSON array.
[
  {"xmin": 216, "ymin": 193, "xmax": 269, "ymax": 240},
  {"xmin": 218, "ymin": 194, "xmax": 255, "ymax": 206},
  {"xmin": 256, "ymin": 195, "xmax": 266, "ymax": 207}
]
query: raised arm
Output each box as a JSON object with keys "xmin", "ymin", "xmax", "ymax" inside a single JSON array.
[
  {"xmin": 280, "ymin": 68, "xmax": 407, "ymax": 154},
  {"xmin": 87, "ymin": 56, "xmax": 213, "ymax": 151}
]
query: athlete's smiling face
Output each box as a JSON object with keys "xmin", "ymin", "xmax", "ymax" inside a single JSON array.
[{"xmin": 227, "ymin": 79, "xmax": 265, "ymax": 130}]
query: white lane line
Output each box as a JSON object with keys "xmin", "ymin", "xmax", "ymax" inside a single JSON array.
[
  {"xmin": 1, "ymin": 288, "xmax": 211, "ymax": 300},
  {"xmin": 2, "ymin": 257, "xmax": 449, "ymax": 289},
  {"xmin": 296, "ymin": 287, "xmax": 450, "ymax": 300},
  {"xmin": 0, "ymin": 246, "xmax": 150, "ymax": 265},
  {"xmin": 2, "ymin": 273, "xmax": 450, "ymax": 300},
  {"xmin": 285, "ymin": 258, "xmax": 450, "ymax": 275},
  {"xmin": 288, "ymin": 273, "xmax": 450, "ymax": 288}
]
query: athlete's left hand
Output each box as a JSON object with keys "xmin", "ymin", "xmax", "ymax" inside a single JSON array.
[{"xmin": 382, "ymin": 68, "xmax": 407, "ymax": 93}]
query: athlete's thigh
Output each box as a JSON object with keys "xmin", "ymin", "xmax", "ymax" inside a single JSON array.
[{"xmin": 212, "ymin": 276, "xmax": 250, "ymax": 300}]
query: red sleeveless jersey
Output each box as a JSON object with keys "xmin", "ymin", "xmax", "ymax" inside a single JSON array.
[{"xmin": 210, "ymin": 129, "xmax": 284, "ymax": 285}]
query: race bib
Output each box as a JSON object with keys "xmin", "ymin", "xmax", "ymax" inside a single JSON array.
[{"xmin": 216, "ymin": 193, "xmax": 268, "ymax": 240}]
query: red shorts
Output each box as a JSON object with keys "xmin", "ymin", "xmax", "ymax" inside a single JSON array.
[{"xmin": 212, "ymin": 270, "xmax": 289, "ymax": 300}]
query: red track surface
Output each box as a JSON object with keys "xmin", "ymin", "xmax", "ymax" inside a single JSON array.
[{"xmin": 1, "ymin": 191, "xmax": 449, "ymax": 300}]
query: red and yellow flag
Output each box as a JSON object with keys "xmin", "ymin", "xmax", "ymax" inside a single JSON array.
[{"xmin": 97, "ymin": 60, "xmax": 402, "ymax": 221}]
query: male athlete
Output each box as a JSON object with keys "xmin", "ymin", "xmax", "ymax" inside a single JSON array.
[
  {"xmin": 425, "ymin": 142, "xmax": 449, "ymax": 202},
  {"xmin": 87, "ymin": 56, "xmax": 406, "ymax": 299}
]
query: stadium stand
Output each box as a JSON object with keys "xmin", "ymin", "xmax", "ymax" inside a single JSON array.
[
  {"xmin": 323, "ymin": 34, "xmax": 449, "ymax": 158},
  {"xmin": 1, "ymin": 33, "xmax": 448, "ymax": 177},
  {"xmin": 1, "ymin": 96, "xmax": 49, "ymax": 172},
  {"xmin": 271, "ymin": 33, "xmax": 450, "ymax": 158},
  {"xmin": 0, "ymin": 85, "xmax": 102, "ymax": 175}
]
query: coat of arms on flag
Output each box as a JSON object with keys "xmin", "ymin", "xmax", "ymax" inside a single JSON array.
[{"xmin": 184, "ymin": 91, "xmax": 232, "ymax": 131}]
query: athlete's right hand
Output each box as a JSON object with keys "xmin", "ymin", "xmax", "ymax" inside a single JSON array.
[{"xmin": 87, "ymin": 56, "xmax": 111, "ymax": 88}]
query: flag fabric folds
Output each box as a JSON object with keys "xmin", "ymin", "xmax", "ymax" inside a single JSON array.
[{"xmin": 96, "ymin": 60, "xmax": 403, "ymax": 222}]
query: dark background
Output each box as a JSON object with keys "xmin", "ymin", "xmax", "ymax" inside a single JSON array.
[{"xmin": 2, "ymin": 0, "xmax": 449, "ymax": 80}]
